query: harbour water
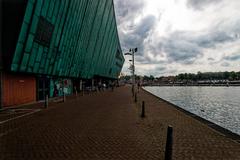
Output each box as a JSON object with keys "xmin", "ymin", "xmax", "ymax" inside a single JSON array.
[{"xmin": 143, "ymin": 86, "xmax": 240, "ymax": 135}]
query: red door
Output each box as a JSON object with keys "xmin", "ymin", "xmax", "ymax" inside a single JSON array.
[{"xmin": 3, "ymin": 73, "xmax": 36, "ymax": 107}]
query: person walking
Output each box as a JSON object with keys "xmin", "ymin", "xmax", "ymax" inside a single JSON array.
[{"xmin": 137, "ymin": 82, "xmax": 140, "ymax": 92}]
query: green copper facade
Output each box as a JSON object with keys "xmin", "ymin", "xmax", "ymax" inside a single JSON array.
[{"xmin": 11, "ymin": 0, "xmax": 124, "ymax": 79}]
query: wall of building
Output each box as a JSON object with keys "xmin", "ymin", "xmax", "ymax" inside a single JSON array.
[
  {"xmin": 10, "ymin": 0, "xmax": 124, "ymax": 79},
  {"xmin": 2, "ymin": 72, "xmax": 36, "ymax": 107},
  {"xmin": 1, "ymin": 0, "xmax": 124, "ymax": 107}
]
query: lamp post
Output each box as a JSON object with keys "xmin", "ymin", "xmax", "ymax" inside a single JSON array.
[{"xmin": 125, "ymin": 48, "xmax": 137, "ymax": 96}]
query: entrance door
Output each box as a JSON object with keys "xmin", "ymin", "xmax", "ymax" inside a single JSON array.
[{"xmin": 37, "ymin": 77, "xmax": 50, "ymax": 100}]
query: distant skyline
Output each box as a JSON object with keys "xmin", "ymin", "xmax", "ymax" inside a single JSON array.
[{"xmin": 114, "ymin": 0, "xmax": 240, "ymax": 76}]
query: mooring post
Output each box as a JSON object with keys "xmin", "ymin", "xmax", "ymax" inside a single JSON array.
[
  {"xmin": 82, "ymin": 85, "xmax": 85, "ymax": 96},
  {"xmin": 132, "ymin": 85, "xmax": 134, "ymax": 97},
  {"xmin": 74, "ymin": 86, "xmax": 77, "ymax": 97},
  {"xmin": 135, "ymin": 93, "xmax": 137, "ymax": 102},
  {"xmin": 141, "ymin": 101, "xmax": 145, "ymax": 118},
  {"xmin": 63, "ymin": 92, "xmax": 65, "ymax": 102},
  {"xmin": 45, "ymin": 94, "xmax": 48, "ymax": 108},
  {"xmin": 165, "ymin": 126, "xmax": 173, "ymax": 160}
]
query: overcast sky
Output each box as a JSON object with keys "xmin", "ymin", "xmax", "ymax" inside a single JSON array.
[{"xmin": 113, "ymin": 0, "xmax": 240, "ymax": 76}]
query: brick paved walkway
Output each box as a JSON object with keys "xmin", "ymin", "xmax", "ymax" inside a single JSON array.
[{"xmin": 0, "ymin": 86, "xmax": 239, "ymax": 160}]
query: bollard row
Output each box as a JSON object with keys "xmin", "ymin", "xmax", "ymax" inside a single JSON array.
[
  {"xmin": 135, "ymin": 93, "xmax": 137, "ymax": 103},
  {"xmin": 165, "ymin": 125, "xmax": 173, "ymax": 160},
  {"xmin": 45, "ymin": 94, "xmax": 48, "ymax": 108},
  {"xmin": 137, "ymin": 98, "xmax": 173, "ymax": 160},
  {"xmin": 141, "ymin": 101, "xmax": 145, "ymax": 118}
]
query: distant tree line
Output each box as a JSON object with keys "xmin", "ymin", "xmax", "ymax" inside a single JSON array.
[
  {"xmin": 176, "ymin": 71, "xmax": 240, "ymax": 81},
  {"xmin": 121, "ymin": 75, "xmax": 155, "ymax": 81},
  {"xmin": 121, "ymin": 71, "xmax": 240, "ymax": 81}
]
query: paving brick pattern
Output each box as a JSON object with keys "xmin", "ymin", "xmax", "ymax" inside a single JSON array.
[
  {"xmin": 137, "ymin": 88, "xmax": 240, "ymax": 160},
  {"xmin": 0, "ymin": 86, "xmax": 239, "ymax": 160}
]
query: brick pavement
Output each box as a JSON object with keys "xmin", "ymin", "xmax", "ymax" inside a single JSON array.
[{"xmin": 0, "ymin": 86, "xmax": 240, "ymax": 160}]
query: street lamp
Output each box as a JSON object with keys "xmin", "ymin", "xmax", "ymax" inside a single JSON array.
[{"xmin": 125, "ymin": 48, "xmax": 137, "ymax": 96}]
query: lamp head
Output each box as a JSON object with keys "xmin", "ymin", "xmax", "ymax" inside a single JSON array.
[
  {"xmin": 134, "ymin": 48, "xmax": 138, "ymax": 52},
  {"xmin": 124, "ymin": 52, "xmax": 132, "ymax": 55}
]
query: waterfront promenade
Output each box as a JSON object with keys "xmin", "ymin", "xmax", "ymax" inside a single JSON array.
[{"xmin": 0, "ymin": 86, "xmax": 240, "ymax": 160}]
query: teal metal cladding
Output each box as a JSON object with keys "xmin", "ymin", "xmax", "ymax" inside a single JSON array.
[{"xmin": 11, "ymin": 0, "xmax": 124, "ymax": 79}]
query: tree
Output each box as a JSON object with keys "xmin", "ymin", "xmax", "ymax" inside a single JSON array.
[{"xmin": 149, "ymin": 75, "xmax": 155, "ymax": 81}]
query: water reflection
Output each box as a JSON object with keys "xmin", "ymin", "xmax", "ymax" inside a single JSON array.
[{"xmin": 143, "ymin": 86, "xmax": 240, "ymax": 135}]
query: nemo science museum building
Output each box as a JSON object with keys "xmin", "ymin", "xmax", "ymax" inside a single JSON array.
[{"xmin": 0, "ymin": 0, "xmax": 124, "ymax": 107}]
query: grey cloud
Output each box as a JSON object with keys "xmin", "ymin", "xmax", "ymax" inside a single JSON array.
[
  {"xmin": 135, "ymin": 55, "xmax": 166, "ymax": 65},
  {"xmin": 154, "ymin": 31, "xmax": 203, "ymax": 64},
  {"xmin": 114, "ymin": 0, "xmax": 157, "ymax": 56},
  {"xmin": 124, "ymin": 21, "xmax": 239, "ymax": 67},
  {"xmin": 196, "ymin": 31, "xmax": 234, "ymax": 48},
  {"xmin": 156, "ymin": 66, "xmax": 166, "ymax": 71},
  {"xmin": 114, "ymin": 0, "xmax": 146, "ymax": 51},
  {"xmin": 208, "ymin": 58, "xmax": 214, "ymax": 61},
  {"xmin": 114, "ymin": 0, "xmax": 240, "ymax": 76},
  {"xmin": 221, "ymin": 62, "xmax": 230, "ymax": 67},
  {"xmin": 156, "ymin": 28, "xmax": 238, "ymax": 65},
  {"xmin": 148, "ymin": 43, "xmax": 163, "ymax": 56},
  {"xmin": 114, "ymin": 0, "xmax": 145, "ymax": 24},
  {"xmin": 187, "ymin": 0, "xmax": 223, "ymax": 10},
  {"xmin": 134, "ymin": 15, "xmax": 156, "ymax": 37},
  {"xmin": 120, "ymin": 15, "xmax": 157, "ymax": 56},
  {"xmin": 223, "ymin": 54, "xmax": 240, "ymax": 61},
  {"xmin": 163, "ymin": 39, "xmax": 202, "ymax": 64}
]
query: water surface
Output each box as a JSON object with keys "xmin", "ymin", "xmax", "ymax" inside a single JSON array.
[{"xmin": 143, "ymin": 86, "xmax": 240, "ymax": 135}]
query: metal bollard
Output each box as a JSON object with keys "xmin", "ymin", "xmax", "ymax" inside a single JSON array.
[
  {"xmin": 63, "ymin": 93, "xmax": 65, "ymax": 102},
  {"xmin": 141, "ymin": 101, "xmax": 145, "ymax": 118},
  {"xmin": 132, "ymin": 87, "xmax": 134, "ymax": 97},
  {"xmin": 165, "ymin": 126, "xmax": 173, "ymax": 160},
  {"xmin": 45, "ymin": 94, "xmax": 48, "ymax": 108},
  {"xmin": 135, "ymin": 93, "xmax": 137, "ymax": 103}
]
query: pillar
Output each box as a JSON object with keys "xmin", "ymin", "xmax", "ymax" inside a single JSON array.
[
  {"xmin": 92, "ymin": 79, "xmax": 94, "ymax": 91},
  {"xmin": 80, "ymin": 80, "xmax": 82, "ymax": 91}
]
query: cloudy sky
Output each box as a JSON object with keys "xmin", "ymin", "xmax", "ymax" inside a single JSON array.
[{"xmin": 113, "ymin": 0, "xmax": 240, "ymax": 76}]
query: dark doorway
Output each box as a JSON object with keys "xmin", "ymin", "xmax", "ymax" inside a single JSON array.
[{"xmin": 37, "ymin": 77, "xmax": 50, "ymax": 100}]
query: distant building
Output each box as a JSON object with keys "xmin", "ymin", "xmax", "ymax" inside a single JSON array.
[
  {"xmin": 158, "ymin": 76, "xmax": 175, "ymax": 84},
  {"xmin": 0, "ymin": 0, "xmax": 124, "ymax": 107}
]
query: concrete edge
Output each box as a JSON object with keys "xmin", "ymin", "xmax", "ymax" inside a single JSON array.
[{"xmin": 141, "ymin": 87, "xmax": 240, "ymax": 143}]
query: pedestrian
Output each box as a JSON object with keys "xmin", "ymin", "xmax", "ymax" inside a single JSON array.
[
  {"xmin": 53, "ymin": 85, "xmax": 58, "ymax": 97},
  {"xmin": 103, "ymin": 83, "xmax": 106, "ymax": 91},
  {"xmin": 138, "ymin": 82, "xmax": 140, "ymax": 92},
  {"xmin": 111, "ymin": 81, "xmax": 114, "ymax": 91},
  {"xmin": 74, "ymin": 86, "xmax": 77, "ymax": 96},
  {"xmin": 98, "ymin": 81, "xmax": 102, "ymax": 92}
]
